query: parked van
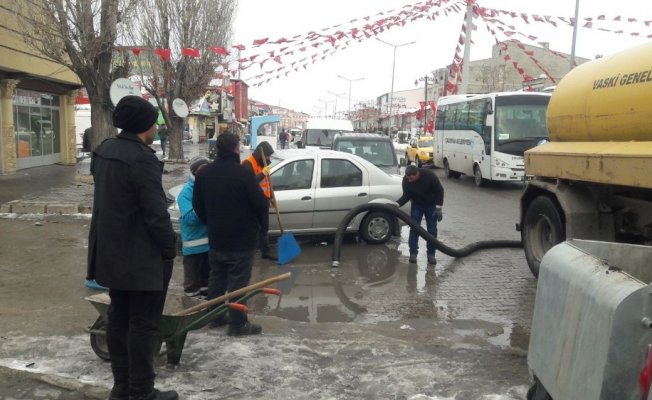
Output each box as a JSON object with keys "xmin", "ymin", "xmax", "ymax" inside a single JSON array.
[
  {"xmin": 331, "ymin": 132, "xmax": 400, "ymax": 175},
  {"xmin": 296, "ymin": 118, "xmax": 354, "ymax": 149}
]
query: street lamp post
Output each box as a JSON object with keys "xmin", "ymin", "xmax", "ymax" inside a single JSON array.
[
  {"xmin": 337, "ymin": 75, "xmax": 364, "ymax": 119},
  {"xmin": 376, "ymin": 38, "xmax": 415, "ymax": 135},
  {"xmin": 327, "ymin": 91, "xmax": 345, "ymax": 118},
  {"xmin": 317, "ymin": 98, "xmax": 334, "ymax": 118},
  {"xmin": 415, "ymin": 75, "xmax": 434, "ymax": 136}
]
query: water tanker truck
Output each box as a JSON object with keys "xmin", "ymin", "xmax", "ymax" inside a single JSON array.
[
  {"xmin": 522, "ymin": 41, "xmax": 652, "ymax": 399},
  {"xmin": 518, "ymin": 41, "xmax": 652, "ymax": 277}
]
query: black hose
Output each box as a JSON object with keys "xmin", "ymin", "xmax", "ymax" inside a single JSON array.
[{"xmin": 331, "ymin": 203, "xmax": 522, "ymax": 267}]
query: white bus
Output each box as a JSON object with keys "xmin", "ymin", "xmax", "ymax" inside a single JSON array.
[{"xmin": 433, "ymin": 91, "xmax": 551, "ymax": 186}]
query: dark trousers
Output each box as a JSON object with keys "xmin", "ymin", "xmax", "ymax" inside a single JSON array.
[
  {"xmin": 106, "ymin": 285, "xmax": 169, "ymax": 395},
  {"xmin": 160, "ymin": 137, "xmax": 168, "ymax": 156},
  {"xmin": 207, "ymin": 248, "xmax": 255, "ymax": 328},
  {"xmin": 408, "ymin": 202, "xmax": 438, "ymax": 256},
  {"xmin": 182, "ymin": 252, "xmax": 209, "ymax": 293},
  {"xmin": 258, "ymin": 214, "xmax": 272, "ymax": 255}
]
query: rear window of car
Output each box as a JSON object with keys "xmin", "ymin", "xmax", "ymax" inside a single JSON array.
[{"xmin": 334, "ymin": 139, "xmax": 397, "ymax": 167}]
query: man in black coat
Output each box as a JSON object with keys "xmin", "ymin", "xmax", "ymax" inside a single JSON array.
[
  {"xmin": 396, "ymin": 164, "xmax": 445, "ymax": 265},
  {"xmin": 87, "ymin": 96, "xmax": 178, "ymax": 400},
  {"xmin": 193, "ymin": 132, "xmax": 269, "ymax": 336}
]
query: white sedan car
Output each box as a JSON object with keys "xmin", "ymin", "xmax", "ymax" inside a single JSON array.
[{"xmin": 268, "ymin": 149, "xmax": 408, "ymax": 244}]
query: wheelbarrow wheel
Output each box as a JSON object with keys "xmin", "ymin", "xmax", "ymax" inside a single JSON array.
[{"xmin": 89, "ymin": 316, "xmax": 111, "ymax": 361}]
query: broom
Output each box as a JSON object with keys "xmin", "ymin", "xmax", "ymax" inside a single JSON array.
[{"xmin": 260, "ymin": 147, "xmax": 301, "ymax": 265}]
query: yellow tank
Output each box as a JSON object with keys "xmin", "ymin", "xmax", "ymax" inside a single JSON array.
[{"xmin": 547, "ymin": 41, "xmax": 652, "ymax": 142}]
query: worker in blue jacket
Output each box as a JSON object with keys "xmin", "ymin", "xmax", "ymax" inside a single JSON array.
[{"xmin": 178, "ymin": 159, "xmax": 210, "ymax": 298}]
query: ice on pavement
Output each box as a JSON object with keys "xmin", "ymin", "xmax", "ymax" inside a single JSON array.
[{"xmin": 0, "ymin": 332, "xmax": 528, "ymax": 399}]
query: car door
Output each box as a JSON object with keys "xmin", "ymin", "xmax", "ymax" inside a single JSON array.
[
  {"xmin": 313, "ymin": 156, "xmax": 370, "ymax": 231},
  {"xmin": 269, "ymin": 157, "xmax": 316, "ymax": 233}
]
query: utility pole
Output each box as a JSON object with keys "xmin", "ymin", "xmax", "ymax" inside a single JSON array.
[
  {"xmin": 416, "ymin": 75, "xmax": 434, "ymax": 136},
  {"xmin": 327, "ymin": 91, "xmax": 345, "ymax": 118},
  {"xmin": 569, "ymin": 0, "xmax": 580, "ymax": 71}
]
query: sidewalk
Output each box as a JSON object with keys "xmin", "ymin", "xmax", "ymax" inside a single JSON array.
[{"xmin": 0, "ymin": 141, "xmax": 214, "ymax": 215}]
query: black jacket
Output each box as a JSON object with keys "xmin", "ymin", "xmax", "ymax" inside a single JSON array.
[
  {"xmin": 193, "ymin": 150, "xmax": 269, "ymax": 252},
  {"xmin": 397, "ymin": 168, "xmax": 445, "ymax": 207},
  {"xmin": 87, "ymin": 132, "xmax": 176, "ymax": 291}
]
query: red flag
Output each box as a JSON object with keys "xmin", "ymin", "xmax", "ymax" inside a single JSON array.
[
  {"xmin": 131, "ymin": 48, "xmax": 142, "ymax": 56},
  {"xmin": 429, "ymin": 100, "xmax": 436, "ymax": 114},
  {"xmin": 208, "ymin": 46, "xmax": 229, "ymax": 56},
  {"xmin": 253, "ymin": 37, "xmax": 269, "ymax": 46},
  {"xmin": 154, "ymin": 48, "xmax": 171, "ymax": 61},
  {"xmin": 181, "ymin": 48, "xmax": 200, "ymax": 58},
  {"xmin": 273, "ymin": 56, "xmax": 282, "ymax": 64},
  {"xmin": 232, "ymin": 44, "xmax": 246, "ymax": 51}
]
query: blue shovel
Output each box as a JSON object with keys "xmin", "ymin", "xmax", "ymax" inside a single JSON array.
[{"xmin": 261, "ymin": 149, "xmax": 301, "ymax": 265}]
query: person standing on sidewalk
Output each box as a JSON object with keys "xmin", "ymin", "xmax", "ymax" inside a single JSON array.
[
  {"xmin": 193, "ymin": 132, "xmax": 269, "ymax": 336},
  {"xmin": 241, "ymin": 140, "xmax": 277, "ymax": 261},
  {"xmin": 279, "ymin": 129, "xmax": 289, "ymax": 149},
  {"xmin": 178, "ymin": 158, "xmax": 210, "ymax": 298},
  {"xmin": 87, "ymin": 96, "xmax": 178, "ymax": 400},
  {"xmin": 395, "ymin": 164, "xmax": 444, "ymax": 265}
]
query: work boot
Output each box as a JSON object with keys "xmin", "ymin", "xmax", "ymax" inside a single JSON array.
[
  {"xmin": 409, "ymin": 254, "xmax": 417, "ymax": 263},
  {"xmin": 227, "ymin": 321, "xmax": 262, "ymax": 337},
  {"xmin": 427, "ymin": 254, "xmax": 437, "ymax": 265},
  {"xmin": 129, "ymin": 389, "xmax": 178, "ymax": 400},
  {"xmin": 109, "ymin": 384, "xmax": 129, "ymax": 400}
]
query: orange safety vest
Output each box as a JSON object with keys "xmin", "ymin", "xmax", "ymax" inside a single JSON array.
[{"xmin": 243, "ymin": 155, "xmax": 271, "ymax": 199}]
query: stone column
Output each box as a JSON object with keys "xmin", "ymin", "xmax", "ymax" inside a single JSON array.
[
  {"xmin": 0, "ymin": 79, "xmax": 20, "ymax": 175},
  {"xmin": 59, "ymin": 89, "xmax": 77, "ymax": 165}
]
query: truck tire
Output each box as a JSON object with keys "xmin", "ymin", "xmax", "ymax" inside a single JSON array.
[
  {"xmin": 522, "ymin": 196, "xmax": 565, "ymax": 277},
  {"xmin": 359, "ymin": 211, "xmax": 393, "ymax": 244}
]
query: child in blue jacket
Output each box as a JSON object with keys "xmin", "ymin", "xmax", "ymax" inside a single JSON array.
[{"xmin": 179, "ymin": 159, "xmax": 210, "ymax": 297}]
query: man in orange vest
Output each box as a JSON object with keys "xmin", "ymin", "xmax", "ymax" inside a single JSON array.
[{"xmin": 242, "ymin": 140, "xmax": 276, "ymax": 261}]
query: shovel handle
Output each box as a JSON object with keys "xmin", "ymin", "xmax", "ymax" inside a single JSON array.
[
  {"xmin": 260, "ymin": 147, "xmax": 284, "ymax": 233},
  {"xmin": 173, "ymin": 272, "xmax": 291, "ymax": 316}
]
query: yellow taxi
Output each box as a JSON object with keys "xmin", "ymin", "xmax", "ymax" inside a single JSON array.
[{"xmin": 405, "ymin": 136, "xmax": 433, "ymax": 167}]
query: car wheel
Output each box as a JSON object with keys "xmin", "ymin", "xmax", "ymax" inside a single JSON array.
[
  {"xmin": 360, "ymin": 211, "xmax": 393, "ymax": 244},
  {"xmin": 444, "ymin": 159, "xmax": 454, "ymax": 178},
  {"xmin": 473, "ymin": 165, "xmax": 484, "ymax": 187},
  {"xmin": 522, "ymin": 196, "xmax": 565, "ymax": 277}
]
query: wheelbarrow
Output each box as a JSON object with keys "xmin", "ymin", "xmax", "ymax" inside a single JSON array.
[{"xmin": 85, "ymin": 272, "xmax": 290, "ymax": 365}]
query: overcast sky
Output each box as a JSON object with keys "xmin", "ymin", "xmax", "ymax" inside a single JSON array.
[{"xmin": 232, "ymin": 0, "xmax": 652, "ymax": 115}]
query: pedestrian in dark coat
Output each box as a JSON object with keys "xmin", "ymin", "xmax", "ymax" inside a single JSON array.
[
  {"xmin": 193, "ymin": 132, "xmax": 269, "ymax": 335},
  {"xmin": 87, "ymin": 95, "xmax": 178, "ymax": 400}
]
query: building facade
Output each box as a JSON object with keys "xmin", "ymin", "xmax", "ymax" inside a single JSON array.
[{"xmin": 0, "ymin": 1, "xmax": 81, "ymax": 174}]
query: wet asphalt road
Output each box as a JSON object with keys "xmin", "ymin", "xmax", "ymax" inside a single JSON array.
[{"xmin": 0, "ymin": 152, "xmax": 536, "ymax": 399}]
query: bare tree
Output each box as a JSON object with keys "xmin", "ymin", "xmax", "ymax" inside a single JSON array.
[
  {"xmin": 13, "ymin": 0, "xmax": 139, "ymax": 150},
  {"xmin": 126, "ymin": 0, "xmax": 236, "ymax": 160}
]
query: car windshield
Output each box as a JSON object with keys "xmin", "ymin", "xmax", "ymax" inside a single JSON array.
[
  {"xmin": 305, "ymin": 129, "xmax": 352, "ymax": 146},
  {"xmin": 418, "ymin": 138, "xmax": 433, "ymax": 147},
  {"xmin": 334, "ymin": 140, "xmax": 396, "ymax": 167}
]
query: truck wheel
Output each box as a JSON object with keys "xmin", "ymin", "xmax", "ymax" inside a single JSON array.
[
  {"xmin": 526, "ymin": 378, "xmax": 553, "ymax": 400},
  {"xmin": 523, "ymin": 196, "xmax": 565, "ymax": 277},
  {"xmin": 360, "ymin": 212, "xmax": 393, "ymax": 244},
  {"xmin": 473, "ymin": 165, "xmax": 484, "ymax": 187},
  {"xmin": 444, "ymin": 159, "xmax": 454, "ymax": 178}
]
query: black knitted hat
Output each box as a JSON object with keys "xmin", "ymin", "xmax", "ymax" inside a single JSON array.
[{"xmin": 113, "ymin": 96, "xmax": 158, "ymax": 134}]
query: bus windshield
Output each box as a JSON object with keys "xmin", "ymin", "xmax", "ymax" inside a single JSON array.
[{"xmin": 494, "ymin": 95, "xmax": 550, "ymax": 156}]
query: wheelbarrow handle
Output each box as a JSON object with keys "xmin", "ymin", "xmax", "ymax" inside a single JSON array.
[{"xmin": 173, "ymin": 272, "xmax": 291, "ymax": 316}]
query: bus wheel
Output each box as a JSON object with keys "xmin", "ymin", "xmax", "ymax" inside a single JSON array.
[
  {"xmin": 444, "ymin": 159, "xmax": 454, "ymax": 178},
  {"xmin": 473, "ymin": 165, "xmax": 484, "ymax": 187},
  {"xmin": 522, "ymin": 196, "xmax": 565, "ymax": 277}
]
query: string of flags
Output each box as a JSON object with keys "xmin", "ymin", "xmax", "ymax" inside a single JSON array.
[{"xmin": 121, "ymin": 0, "xmax": 652, "ymax": 91}]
